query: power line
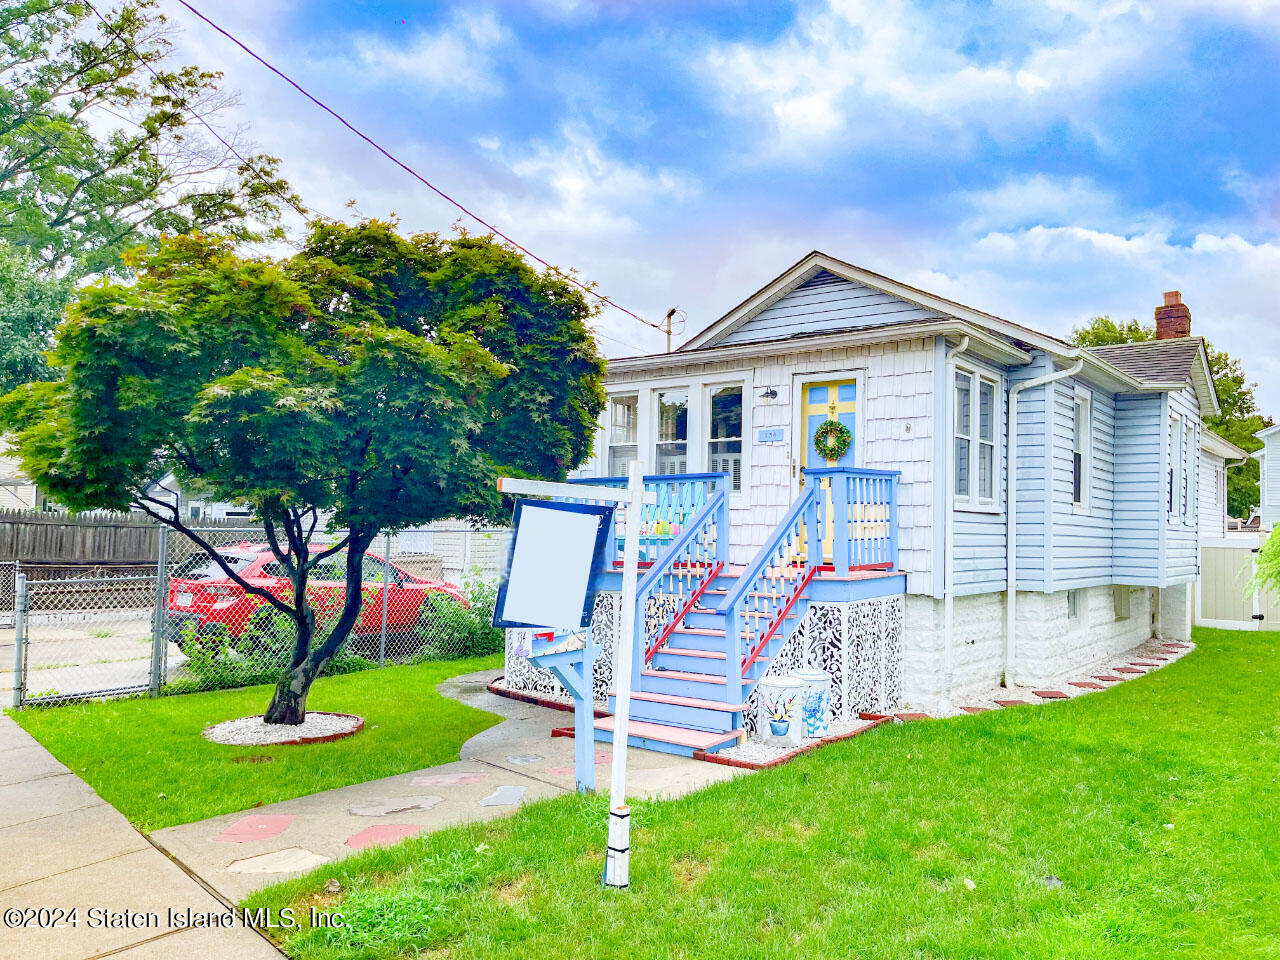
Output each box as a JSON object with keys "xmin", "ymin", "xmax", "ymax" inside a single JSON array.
[
  {"xmin": 171, "ymin": 0, "xmax": 666, "ymax": 334},
  {"xmin": 83, "ymin": 0, "xmax": 324, "ymax": 227}
]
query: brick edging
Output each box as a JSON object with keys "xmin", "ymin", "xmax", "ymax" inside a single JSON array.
[
  {"xmin": 204, "ymin": 711, "xmax": 364, "ymax": 747},
  {"xmin": 487, "ymin": 676, "xmax": 611, "ymax": 718}
]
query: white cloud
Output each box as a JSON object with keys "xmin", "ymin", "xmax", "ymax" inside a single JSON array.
[
  {"xmin": 350, "ymin": 9, "xmax": 509, "ymax": 95},
  {"xmin": 704, "ymin": 0, "xmax": 1166, "ymax": 152},
  {"xmin": 959, "ymin": 174, "xmax": 1128, "ymax": 232}
]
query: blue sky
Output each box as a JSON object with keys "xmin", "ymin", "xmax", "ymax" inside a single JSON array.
[{"xmin": 170, "ymin": 0, "xmax": 1280, "ymax": 414}]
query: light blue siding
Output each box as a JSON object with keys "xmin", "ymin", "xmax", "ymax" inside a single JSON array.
[
  {"xmin": 1112, "ymin": 393, "xmax": 1164, "ymax": 585},
  {"xmin": 1163, "ymin": 386, "xmax": 1201, "ymax": 585},
  {"xmin": 1009, "ymin": 354, "xmax": 1053, "ymax": 591},
  {"xmin": 953, "ymin": 353, "xmax": 1008, "ymax": 596},
  {"xmin": 1048, "ymin": 377, "xmax": 1117, "ymax": 590},
  {"xmin": 718, "ymin": 270, "xmax": 943, "ymax": 346}
]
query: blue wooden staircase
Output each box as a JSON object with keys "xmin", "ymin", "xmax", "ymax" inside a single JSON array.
[{"xmin": 589, "ymin": 467, "xmax": 906, "ymax": 757}]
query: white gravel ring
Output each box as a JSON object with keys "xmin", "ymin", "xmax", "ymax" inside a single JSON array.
[{"xmin": 202, "ymin": 712, "xmax": 364, "ymax": 746}]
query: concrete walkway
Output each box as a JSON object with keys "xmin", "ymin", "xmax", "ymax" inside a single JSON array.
[
  {"xmin": 153, "ymin": 669, "xmax": 744, "ymax": 902},
  {"xmin": 0, "ymin": 714, "xmax": 280, "ymax": 960}
]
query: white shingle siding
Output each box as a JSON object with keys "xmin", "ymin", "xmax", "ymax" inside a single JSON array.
[{"xmin": 590, "ymin": 337, "xmax": 937, "ymax": 593}]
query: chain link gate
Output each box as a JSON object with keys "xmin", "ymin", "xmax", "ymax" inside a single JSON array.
[{"xmin": 7, "ymin": 524, "xmax": 511, "ymax": 708}]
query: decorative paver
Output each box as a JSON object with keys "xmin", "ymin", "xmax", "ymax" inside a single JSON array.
[
  {"xmin": 478, "ymin": 785, "xmax": 527, "ymax": 807},
  {"xmin": 1032, "ymin": 690, "xmax": 1069, "ymax": 699},
  {"xmin": 542, "ymin": 765, "xmax": 575, "ymax": 776},
  {"xmin": 412, "ymin": 772, "xmax": 487, "ymax": 787},
  {"xmin": 1093, "ymin": 675, "xmax": 1123, "ymax": 682},
  {"xmin": 1069, "ymin": 681, "xmax": 1106, "ymax": 690},
  {"xmin": 595, "ymin": 749, "xmax": 612, "ymax": 764},
  {"xmin": 215, "ymin": 813, "xmax": 295, "ymax": 843},
  {"xmin": 348, "ymin": 795, "xmax": 444, "ymax": 817},
  {"xmin": 1130, "ymin": 661, "xmax": 1158, "ymax": 667},
  {"xmin": 345, "ymin": 823, "xmax": 424, "ymax": 850},
  {"xmin": 895, "ymin": 712, "xmax": 930, "ymax": 721},
  {"xmin": 226, "ymin": 847, "xmax": 330, "ymax": 874},
  {"xmin": 1114, "ymin": 666, "xmax": 1144, "ymax": 674},
  {"xmin": 960, "ymin": 706, "xmax": 991, "ymax": 713},
  {"xmin": 506, "ymin": 754, "xmax": 545, "ymax": 765},
  {"xmin": 1164, "ymin": 642, "xmax": 1190, "ymax": 649},
  {"xmin": 994, "ymin": 699, "xmax": 1029, "ymax": 707}
]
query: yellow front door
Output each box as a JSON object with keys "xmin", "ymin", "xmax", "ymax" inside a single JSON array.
[{"xmin": 798, "ymin": 379, "xmax": 857, "ymax": 564}]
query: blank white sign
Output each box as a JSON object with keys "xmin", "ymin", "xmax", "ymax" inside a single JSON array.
[{"xmin": 499, "ymin": 503, "xmax": 604, "ymax": 629}]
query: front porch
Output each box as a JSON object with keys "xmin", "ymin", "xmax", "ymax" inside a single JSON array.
[{"xmin": 505, "ymin": 468, "xmax": 909, "ymax": 756}]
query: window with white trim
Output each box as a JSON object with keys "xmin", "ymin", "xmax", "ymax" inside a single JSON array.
[
  {"xmin": 1067, "ymin": 589, "xmax": 1081, "ymax": 621},
  {"xmin": 655, "ymin": 389, "xmax": 689, "ymax": 474},
  {"xmin": 954, "ymin": 368, "xmax": 999, "ymax": 507},
  {"xmin": 1183, "ymin": 419, "xmax": 1195, "ymax": 523},
  {"xmin": 606, "ymin": 395, "xmax": 638, "ymax": 476},
  {"xmin": 707, "ymin": 384, "xmax": 742, "ymax": 492},
  {"xmin": 1168, "ymin": 413, "xmax": 1181, "ymax": 516},
  {"xmin": 1072, "ymin": 389, "xmax": 1091, "ymax": 509}
]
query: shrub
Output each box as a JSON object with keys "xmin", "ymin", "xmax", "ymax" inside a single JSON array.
[{"xmin": 414, "ymin": 568, "xmax": 504, "ymax": 661}]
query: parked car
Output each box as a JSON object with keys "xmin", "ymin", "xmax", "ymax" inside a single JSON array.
[{"xmin": 165, "ymin": 542, "xmax": 466, "ymax": 659}]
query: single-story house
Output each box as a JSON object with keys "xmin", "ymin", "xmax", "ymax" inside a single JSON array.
[{"xmin": 503, "ymin": 252, "xmax": 1243, "ymax": 755}]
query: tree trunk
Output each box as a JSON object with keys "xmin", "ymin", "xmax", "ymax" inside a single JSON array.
[{"xmin": 264, "ymin": 660, "xmax": 320, "ymax": 724}]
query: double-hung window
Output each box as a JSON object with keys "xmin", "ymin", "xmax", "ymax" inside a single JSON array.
[
  {"xmin": 1168, "ymin": 413, "xmax": 1181, "ymax": 516},
  {"xmin": 707, "ymin": 385, "xmax": 743, "ymax": 492},
  {"xmin": 655, "ymin": 389, "xmax": 689, "ymax": 474},
  {"xmin": 607, "ymin": 395, "xmax": 638, "ymax": 476},
  {"xmin": 1183, "ymin": 419, "xmax": 1195, "ymax": 523},
  {"xmin": 954, "ymin": 369, "xmax": 998, "ymax": 507},
  {"xmin": 1073, "ymin": 388, "xmax": 1091, "ymax": 510}
]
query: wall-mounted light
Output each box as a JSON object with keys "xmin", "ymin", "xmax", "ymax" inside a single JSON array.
[{"xmin": 760, "ymin": 387, "xmax": 778, "ymax": 400}]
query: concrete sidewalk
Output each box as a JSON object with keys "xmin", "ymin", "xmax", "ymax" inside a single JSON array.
[
  {"xmin": 0, "ymin": 714, "xmax": 280, "ymax": 960},
  {"xmin": 153, "ymin": 669, "xmax": 744, "ymax": 902}
]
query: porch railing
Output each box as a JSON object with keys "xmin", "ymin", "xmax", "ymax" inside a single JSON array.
[
  {"xmin": 567, "ymin": 472, "xmax": 728, "ymax": 567},
  {"xmin": 718, "ymin": 467, "xmax": 899, "ymax": 704}
]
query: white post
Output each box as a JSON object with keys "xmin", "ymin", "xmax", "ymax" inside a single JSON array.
[{"xmin": 604, "ymin": 458, "xmax": 643, "ymax": 890}]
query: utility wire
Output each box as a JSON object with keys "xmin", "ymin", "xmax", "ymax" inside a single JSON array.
[
  {"xmin": 172, "ymin": 0, "xmax": 666, "ymax": 334},
  {"xmin": 84, "ymin": 0, "xmax": 325, "ymax": 227}
]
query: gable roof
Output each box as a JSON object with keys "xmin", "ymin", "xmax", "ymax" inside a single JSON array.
[
  {"xmin": 1084, "ymin": 338, "xmax": 1219, "ymax": 416},
  {"xmin": 1201, "ymin": 428, "xmax": 1247, "ymax": 460}
]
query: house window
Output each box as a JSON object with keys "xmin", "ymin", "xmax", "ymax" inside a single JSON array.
[
  {"xmin": 607, "ymin": 395, "xmax": 638, "ymax": 476},
  {"xmin": 1215, "ymin": 466, "xmax": 1225, "ymax": 505},
  {"xmin": 1113, "ymin": 585, "xmax": 1131, "ymax": 621},
  {"xmin": 1067, "ymin": 589, "xmax": 1081, "ymax": 621},
  {"xmin": 707, "ymin": 385, "xmax": 742, "ymax": 492},
  {"xmin": 1168, "ymin": 413, "xmax": 1181, "ymax": 516},
  {"xmin": 655, "ymin": 389, "xmax": 689, "ymax": 474},
  {"xmin": 1183, "ymin": 420, "xmax": 1195, "ymax": 523},
  {"xmin": 1073, "ymin": 389, "xmax": 1091, "ymax": 509},
  {"xmin": 954, "ymin": 368, "xmax": 999, "ymax": 506}
]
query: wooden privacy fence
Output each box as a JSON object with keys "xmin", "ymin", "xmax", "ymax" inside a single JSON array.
[{"xmin": 1197, "ymin": 534, "xmax": 1280, "ymax": 630}]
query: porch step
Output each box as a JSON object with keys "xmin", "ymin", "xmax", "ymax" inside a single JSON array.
[
  {"xmin": 593, "ymin": 716, "xmax": 741, "ymax": 757},
  {"xmin": 623, "ymin": 690, "xmax": 747, "ymax": 712},
  {"xmin": 640, "ymin": 666, "xmax": 726, "ymax": 698},
  {"xmin": 610, "ymin": 690, "xmax": 746, "ymax": 734},
  {"xmin": 642, "ymin": 667, "xmax": 725, "ymax": 684}
]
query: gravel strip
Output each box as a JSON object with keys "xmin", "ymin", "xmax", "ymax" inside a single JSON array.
[
  {"xmin": 718, "ymin": 717, "xmax": 878, "ymax": 765},
  {"xmin": 203, "ymin": 712, "xmax": 363, "ymax": 746}
]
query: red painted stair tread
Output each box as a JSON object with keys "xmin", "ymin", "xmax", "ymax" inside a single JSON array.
[
  {"xmin": 641, "ymin": 668, "xmax": 725, "ymax": 684},
  {"xmin": 622, "ymin": 690, "xmax": 747, "ymax": 711},
  {"xmin": 594, "ymin": 717, "xmax": 740, "ymax": 750}
]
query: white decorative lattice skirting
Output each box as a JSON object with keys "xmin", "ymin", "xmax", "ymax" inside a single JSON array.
[{"xmin": 503, "ymin": 592, "xmax": 623, "ymax": 704}]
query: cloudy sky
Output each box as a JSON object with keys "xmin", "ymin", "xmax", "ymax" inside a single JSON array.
[{"xmin": 165, "ymin": 0, "xmax": 1280, "ymax": 414}]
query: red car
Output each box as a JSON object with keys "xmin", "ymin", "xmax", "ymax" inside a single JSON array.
[{"xmin": 165, "ymin": 542, "xmax": 466, "ymax": 657}]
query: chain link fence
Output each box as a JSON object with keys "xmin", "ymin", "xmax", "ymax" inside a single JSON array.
[{"xmin": 7, "ymin": 524, "xmax": 512, "ymax": 708}]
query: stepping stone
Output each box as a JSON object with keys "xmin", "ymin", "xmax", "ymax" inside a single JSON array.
[
  {"xmin": 412, "ymin": 772, "xmax": 487, "ymax": 787},
  {"xmin": 1069, "ymin": 681, "xmax": 1106, "ymax": 690},
  {"xmin": 227, "ymin": 847, "xmax": 329, "ymax": 874},
  {"xmin": 216, "ymin": 814, "xmax": 295, "ymax": 843},
  {"xmin": 1150, "ymin": 655, "xmax": 1171, "ymax": 661},
  {"xmin": 345, "ymin": 823, "xmax": 424, "ymax": 850},
  {"xmin": 1130, "ymin": 661, "xmax": 1157, "ymax": 667},
  {"xmin": 895, "ymin": 712, "xmax": 930, "ymax": 721},
  {"xmin": 506, "ymin": 754, "xmax": 544, "ymax": 766},
  {"xmin": 1114, "ymin": 666, "xmax": 1144, "ymax": 674},
  {"xmin": 348, "ymin": 795, "xmax": 444, "ymax": 818},
  {"xmin": 994, "ymin": 699, "xmax": 1028, "ymax": 707},
  {"xmin": 959, "ymin": 706, "xmax": 990, "ymax": 713},
  {"xmin": 1093, "ymin": 675, "xmax": 1123, "ymax": 682},
  {"xmin": 479, "ymin": 785, "xmax": 527, "ymax": 807},
  {"xmin": 1032, "ymin": 690, "xmax": 1069, "ymax": 699},
  {"xmin": 1164, "ymin": 642, "xmax": 1190, "ymax": 649},
  {"xmin": 542, "ymin": 765, "xmax": 575, "ymax": 777}
]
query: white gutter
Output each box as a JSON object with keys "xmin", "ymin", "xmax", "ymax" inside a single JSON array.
[
  {"xmin": 1005, "ymin": 356, "xmax": 1083, "ymax": 687},
  {"xmin": 943, "ymin": 335, "xmax": 969, "ymax": 708}
]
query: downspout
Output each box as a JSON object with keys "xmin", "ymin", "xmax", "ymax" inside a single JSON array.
[
  {"xmin": 1005, "ymin": 356, "xmax": 1083, "ymax": 687},
  {"xmin": 943, "ymin": 336, "xmax": 969, "ymax": 708}
]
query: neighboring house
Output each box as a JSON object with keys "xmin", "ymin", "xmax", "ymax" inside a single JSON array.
[
  {"xmin": 0, "ymin": 438, "xmax": 44, "ymax": 509},
  {"xmin": 1252, "ymin": 424, "xmax": 1280, "ymax": 529},
  {"xmin": 140, "ymin": 472, "xmax": 253, "ymax": 523},
  {"xmin": 503, "ymin": 252, "xmax": 1232, "ymax": 754}
]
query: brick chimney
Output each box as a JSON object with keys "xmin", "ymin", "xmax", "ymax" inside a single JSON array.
[{"xmin": 1155, "ymin": 290, "xmax": 1191, "ymax": 339}]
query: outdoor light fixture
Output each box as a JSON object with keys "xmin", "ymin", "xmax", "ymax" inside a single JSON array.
[{"xmin": 760, "ymin": 387, "xmax": 778, "ymax": 400}]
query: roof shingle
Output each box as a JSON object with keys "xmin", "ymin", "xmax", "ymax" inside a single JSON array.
[{"xmin": 1085, "ymin": 337, "xmax": 1206, "ymax": 385}]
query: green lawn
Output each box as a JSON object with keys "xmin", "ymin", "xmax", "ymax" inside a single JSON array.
[
  {"xmin": 9, "ymin": 655, "xmax": 502, "ymax": 831},
  {"xmin": 247, "ymin": 628, "xmax": 1280, "ymax": 960}
]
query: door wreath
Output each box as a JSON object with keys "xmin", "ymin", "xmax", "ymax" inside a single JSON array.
[{"xmin": 813, "ymin": 419, "xmax": 852, "ymax": 460}]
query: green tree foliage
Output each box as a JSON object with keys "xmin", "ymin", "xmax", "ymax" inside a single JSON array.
[
  {"xmin": 0, "ymin": 0, "xmax": 298, "ymax": 278},
  {"xmin": 1070, "ymin": 315, "xmax": 1270, "ymax": 518},
  {"xmin": 3, "ymin": 221, "xmax": 606, "ymax": 722},
  {"xmin": 0, "ymin": 241, "xmax": 67, "ymax": 390}
]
